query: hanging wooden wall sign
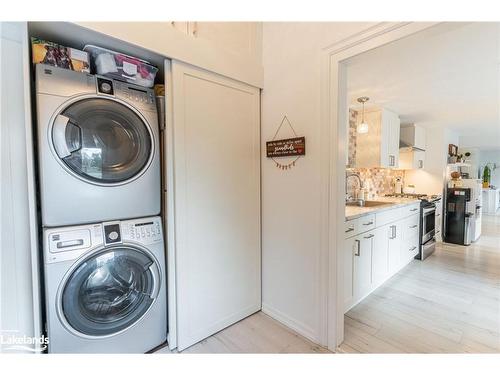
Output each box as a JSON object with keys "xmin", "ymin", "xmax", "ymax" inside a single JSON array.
[
  {"xmin": 267, "ymin": 116, "xmax": 305, "ymax": 170},
  {"xmin": 266, "ymin": 137, "xmax": 306, "ymax": 157}
]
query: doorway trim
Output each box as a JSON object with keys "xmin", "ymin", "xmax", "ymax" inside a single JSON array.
[{"xmin": 320, "ymin": 22, "xmax": 439, "ymax": 351}]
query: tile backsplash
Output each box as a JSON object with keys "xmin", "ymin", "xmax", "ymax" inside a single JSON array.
[
  {"xmin": 347, "ymin": 168, "xmax": 405, "ymax": 198},
  {"xmin": 347, "ymin": 109, "xmax": 405, "ymax": 198},
  {"xmin": 347, "ymin": 109, "xmax": 357, "ymax": 168}
]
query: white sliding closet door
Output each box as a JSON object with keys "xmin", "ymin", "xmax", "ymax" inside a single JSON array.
[{"xmin": 171, "ymin": 60, "xmax": 261, "ymax": 351}]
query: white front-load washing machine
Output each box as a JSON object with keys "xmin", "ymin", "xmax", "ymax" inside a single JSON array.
[
  {"xmin": 43, "ymin": 216, "xmax": 167, "ymax": 353},
  {"xmin": 36, "ymin": 64, "xmax": 161, "ymax": 227}
]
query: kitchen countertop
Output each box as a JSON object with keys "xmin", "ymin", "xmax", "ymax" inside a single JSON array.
[{"xmin": 345, "ymin": 197, "xmax": 420, "ymax": 221}]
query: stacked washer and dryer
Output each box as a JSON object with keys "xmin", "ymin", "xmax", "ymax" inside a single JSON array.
[{"xmin": 35, "ymin": 64, "xmax": 167, "ymax": 353}]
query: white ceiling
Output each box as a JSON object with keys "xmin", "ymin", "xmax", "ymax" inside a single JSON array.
[{"xmin": 346, "ymin": 22, "xmax": 500, "ymax": 149}]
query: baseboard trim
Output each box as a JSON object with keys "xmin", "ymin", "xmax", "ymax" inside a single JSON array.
[{"xmin": 261, "ymin": 303, "xmax": 319, "ymax": 345}]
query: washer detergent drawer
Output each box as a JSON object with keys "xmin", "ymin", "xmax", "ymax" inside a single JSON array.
[{"xmin": 49, "ymin": 229, "xmax": 92, "ymax": 253}]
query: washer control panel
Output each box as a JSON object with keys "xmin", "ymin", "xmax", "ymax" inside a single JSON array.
[
  {"xmin": 121, "ymin": 216, "xmax": 163, "ymax": 245},
  {"xmin": 44, "ymin": 217, "xmax": 162, "ymax": 264},
  {"xmin": 98, "ymin": 77, "xmax": 156, "ymax": 111}
]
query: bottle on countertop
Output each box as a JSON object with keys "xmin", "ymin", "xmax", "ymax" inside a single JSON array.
[{"xmin": 395, "ymin": 176, "xmax": 403, "ymax": 194}]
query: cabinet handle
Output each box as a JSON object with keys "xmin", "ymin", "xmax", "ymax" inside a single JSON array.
[
  {"xmin": 354, "ymin": 239, "xmax": 360, "ymax": 256},
  {"xmin": 410, "ymin": 224, "xmax": 418, "ymax": 229},
  {"xmin": 364, "ymin": 234, "xmax": 374, "ymax": 239},
  {"xmin": 418, "ymin": 160, "xmax": 423, "ymax": 169},
  {"xmin": 410, "ymin": 208, "xmax": 418, "ymax": 212},
  {"xmin": 363, "ymin": 221, "xmax": 374, "ymax": 226},
  {"xmin": 345, "ymin": 227, "xmax": 355, "ymax": 233},
  {"xmin": 409, "ymin": 246, "xmax": 417, "ymax": 251},
  {"xmin": 436, "ymin": 213, "xmax": 441, "ymax": 217},
  {"xmin": 389, "ymin": 225, "xmax": 396, "ymax": 239}
]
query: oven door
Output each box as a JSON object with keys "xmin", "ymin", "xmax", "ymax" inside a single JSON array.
[{"xmin": 422, "ymin": 204, "xmax": 436, "ymax": 243}]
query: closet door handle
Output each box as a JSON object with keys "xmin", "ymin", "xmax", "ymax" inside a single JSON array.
[{"xmin": 354, "ymin": 240, "xmax": 360, "ymax": 256}]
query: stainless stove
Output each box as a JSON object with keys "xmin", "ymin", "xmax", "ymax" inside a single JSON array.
[{"xmin": 385, "ymin": 193, "xmax": 442, "ymax": 260}]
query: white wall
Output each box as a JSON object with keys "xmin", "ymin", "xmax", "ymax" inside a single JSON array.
[
  {"xmin": 404, "ymin": 128, "xmax": 459, "ymax": 195},
  {"xmin": 261, "ymin": 22, "xmax": 374, "ymax": 344},
  {"xmin": 0, "ymin": 22, "xmax": 41, "ymax": 353},
  {"xmin": 478, "ymin": 150, "xmax": 500, "ymax": 187}
]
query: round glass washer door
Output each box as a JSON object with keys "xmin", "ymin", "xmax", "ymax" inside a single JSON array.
[
  {"xmin": 51, "ymin": 98, "xmax": 153, "ymax": 185},
  {"xmin": 60, "ymin": 246, "xmax": 160, "ymax": 337}
]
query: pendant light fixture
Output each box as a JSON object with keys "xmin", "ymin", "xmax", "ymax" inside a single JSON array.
[{"xmin": 357, "ymin": 96, "xmax": 370, "ymax": 134}]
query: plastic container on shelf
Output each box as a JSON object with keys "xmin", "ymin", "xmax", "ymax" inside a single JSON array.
[{"xmin": 84, "ymin": 45, "xmax": 158, "ymax": 88}]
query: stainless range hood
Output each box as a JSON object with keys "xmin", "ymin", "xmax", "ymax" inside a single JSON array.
[{"xmin": 399, "ymin": 124, "xmax": 426, "ymax": 151}]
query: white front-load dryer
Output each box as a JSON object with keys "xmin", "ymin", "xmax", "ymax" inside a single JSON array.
[
  {"xmin": 43, "ymin": 216, "xmax": 167, "ymax": 353},
  {"xmin": 36, "ymin": 64, "xmax": 161, "ymax": 227}
]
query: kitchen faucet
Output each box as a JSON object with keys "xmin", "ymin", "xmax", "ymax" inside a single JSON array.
[{"xmin": 346, "ymin": 172, "xmax": 364, "ymax": 203}]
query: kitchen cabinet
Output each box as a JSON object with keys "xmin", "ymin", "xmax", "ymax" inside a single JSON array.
[
  {"xmin": 353, "ymin": 230, "xmax": 375, "ymax": 301},
  {"xmin": 372, "ymin": 226, "xmax": 389, "ymax": 287},
  {"xmin": 387, "ymin": 222, "xmax": 402, "ymax": 274},
  {"xmin": 343, "ymin": 236, "xmax": 356, "ymax": 310},
  {"xmin": 344, "ymin": 202, "xmax": 421, "ymax": 312},
  {"xmin": 355, "ymin": 107, "xmax": 401, "ymax": 169},
  {"xmin": 399, "ymin": 148, "xmax": 425, "ymax": 170},
  {"xmin": 171, "ymin": 61, "xmax": 261, "ymax": 351}
]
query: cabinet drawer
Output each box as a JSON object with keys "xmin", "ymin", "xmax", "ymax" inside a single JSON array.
[
  {"xmin": 344, "ymin": 213, "xmax": 376, "ymax": 238},
  {"xmin": 358, "ymin": 214, "xmax": 376, "ymax": 233},
  {"xmin": 402, "ymin": 203, "xmax": 420, "ymax": 217},
  {"xmin": 376, "ymin": 207, "xmax": 402, "ymax": 227},
  {"xmin": 403, "ymin": 214, "xmax": 420, "ymax": 241},
  {"xmin": 344, "ymin": 220, "xmax": 357, "ymax": 238}
]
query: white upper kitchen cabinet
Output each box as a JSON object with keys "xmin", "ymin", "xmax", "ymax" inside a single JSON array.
[
  {"xmin": 399, "ymin": 148, "xmax": 426, "ymax": 170},
  {"xmin": 355, "ymin": 107, "xmax": 401, "ymax": 168}
]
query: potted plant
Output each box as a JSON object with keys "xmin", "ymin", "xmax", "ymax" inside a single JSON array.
[{"xmin": 483, "ymin": 164, "xmax": 491, "ymax": 188}]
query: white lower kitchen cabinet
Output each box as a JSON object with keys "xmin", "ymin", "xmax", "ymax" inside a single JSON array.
[
  {"xmin": 372, "ymin": 226, "xmax": 389, "ymax": 287},
  {"xmin": 353, "ymin": 230, "xmax": 375, "ymax": 301},
  {"xmin": 344, "ymin": 202, "xmax": 421, "ymax": 312},
  {"xmin": 387, "ymin": 222, "xmax": 402, "ymax": 274},
  {"xmin": 343, "ymin": 236, "xmax": 356, "ymax": 309}
]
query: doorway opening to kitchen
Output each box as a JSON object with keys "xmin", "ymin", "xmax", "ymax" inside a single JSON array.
[{"xmin": 325, "ymin": 22, "xmax": 500, "ymax": 353}]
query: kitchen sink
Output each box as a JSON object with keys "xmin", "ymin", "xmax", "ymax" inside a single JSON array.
[{"xmin": 346, "ymin": 200, "xmax": 391, "ymax": 207}]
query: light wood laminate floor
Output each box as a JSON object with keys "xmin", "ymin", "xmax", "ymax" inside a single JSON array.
[
  {"xmin": 339, "ymin": 213, "xmax": 500, "ymax": 353},
  {"xmin": 154, "ymin": 311, "xmax": 330, "ymax": 353}
]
